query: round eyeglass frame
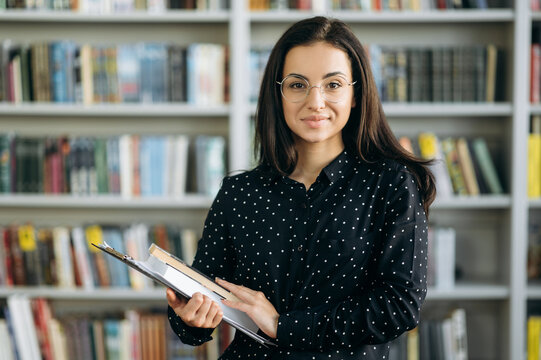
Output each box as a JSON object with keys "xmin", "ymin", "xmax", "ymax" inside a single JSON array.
[{"xmin": 276, "ymin": 75, "xmax": 357, "ymax": 103}]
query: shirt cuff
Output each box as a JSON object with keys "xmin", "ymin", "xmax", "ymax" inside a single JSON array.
[{"xmin": 275, "ymin": 311, "xmax": 315, "ymax": 350}]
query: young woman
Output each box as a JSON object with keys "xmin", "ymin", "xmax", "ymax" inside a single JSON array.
[{"xmin": 167, "ymin": 16, "xmax": 436, "ymax": 359}]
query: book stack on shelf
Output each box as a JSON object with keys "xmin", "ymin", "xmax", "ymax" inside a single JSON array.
[
  {"xmin": 0, "ymin": 296, "xmax": 232, "ymax": 360},
  {"xmin": 329, "ymin": 0, "xmax": 505, "ymax": 10},
  {"xmin": 399, "ymin": 132, "xmax": 503, "ymax": 199},
  {"xmin": 418, "ymin": 309, "xmax": 468, "ymax": 360},
  {"xmin": 0, "ymin": 41, "xmax": 227, "ymax": 106},
  {"xmin": 529, "ymin": 220, "xmax": 541, "ymax": 284},
  {"xmin": 427, "ymin": 226, "xmax": 456, "ymax": 291},
  {"xmin": 0, "ymin": 133, "xmax": 226, "ymax": 198},
  {"xmin": 529, "ymin": 115, "xmax": 541, "ymax": 199},
  {"xmin": 249, "ymin": 0, "xmax": 314, "ymax": 11},
  {"xmin": 0, "ymin": 0, "xmax": 230, "ymax": 12},
  {"xmin": 0, "ymin": 223, "xmax": 200, "ymax": 289},
  {"xmin": 389, "ymin": 309, "xmax": 468, "ymax": 360}
]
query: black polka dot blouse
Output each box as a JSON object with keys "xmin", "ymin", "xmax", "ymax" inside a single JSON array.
[{"xmin": 168, "ymin": 150, "xmax": 429, "ymax": 359}]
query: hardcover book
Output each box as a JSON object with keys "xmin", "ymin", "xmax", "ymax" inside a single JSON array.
[{"xmin": 93, "ymin": 241, "xmax": 276, "ymax": 347}]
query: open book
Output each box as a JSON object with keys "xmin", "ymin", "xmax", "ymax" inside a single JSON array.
[{"xmin": 92, "ymin": 242, "xmax": 276, "ymax": 347}]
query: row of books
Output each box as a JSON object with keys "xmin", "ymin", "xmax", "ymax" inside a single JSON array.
[
  {"xmin": 368, "ymin": 44, "xmax": 504, "ymax": 103},
  {"xmin": 249, "ymin": 47, "xmax": 271, "ymax": 103},
  {"xmin": 249, "ymin": 0, "xmax": 505, "ymax": 11},
  {"xmin": 0, "ymin": 133, "xmax": 226, "ymax": 197},
  {"xmin": 0, "ymin": 40, "xmax": 227, "ymax": 105},
  {"xmin": 0, "ymin": 296, "xmax": 232, "ymax": 360},
  {"xmin": 528, "ymin": 220, "xmax": 541, "ymax": 281},
  {"xmin": 427, "ymin": 226, "xmax": 456, "ymax": 291},
  {"xmin": 251, "ymin": 44, "xmax": 505, "ymax": 104},
  {"xmin": 249, "ymin": 0, "xmax": 312, "ymax": 10},
  {"xmin": 528, "ymin": 315, "xmax": 541, "ymax": 360},
  {"xmin": 330, "ymin": 0, "xmax": 504, "ymax": 10},
  {"xmin": 531, "ymin": 24, "xmax": 541, "ymax": 104},
  {"xmin": 529, "ymin": 116, "xmax": 541, "ymax": 198},
  {"xmin": 0, "ymin": 0, "xmax": 229, "ymax": 12},
  {"xmin": 0, "ymin": 223, "xmax": 199, "ymax": 288},
  {"xmin": 399, "ymin": 133, "xmax": 504, "ymax": 199},
  {"xmin": 392, "ymin": 309, "xmax": 468, "ymax": 360}
]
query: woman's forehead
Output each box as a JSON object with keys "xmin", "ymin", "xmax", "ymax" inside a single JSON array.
[{"xmin": 282, "ymin": 42, "xmax": 352, "ymax": 79}]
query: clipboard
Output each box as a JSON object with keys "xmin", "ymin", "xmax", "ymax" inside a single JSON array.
[{"xmin": 92, "ymin": 242, "xmax": 276, "ymax": 347}]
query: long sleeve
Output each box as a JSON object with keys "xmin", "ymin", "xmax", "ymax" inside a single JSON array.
[
  {"xmin": 274, "ymin": 169, "xmax": 428, "ymax": 351},
  {"xmin": 168, "ymin": 176, "xmax": 237, "ymax": 345}
]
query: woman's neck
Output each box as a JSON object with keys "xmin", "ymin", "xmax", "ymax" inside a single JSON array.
[{"xmin": 289, "ymin": 141, "xmax": 344, "ymax": 190}]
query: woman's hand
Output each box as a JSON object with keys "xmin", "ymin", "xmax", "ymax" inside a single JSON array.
[
  {"xmin": 215, "ymin": 278, "xmax": 280, "ymax": 339},
  {"xmin": 166, "ymin": 288, "xmax": 223, "ymax": 329}
]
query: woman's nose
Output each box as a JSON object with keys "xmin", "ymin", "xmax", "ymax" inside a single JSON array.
[{"xmin": 306, "ymin": 85, "xmax": 326, "ymax": 109}]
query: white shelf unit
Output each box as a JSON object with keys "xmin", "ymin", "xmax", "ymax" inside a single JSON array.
[
  {"xmin": 248, "ymin": 2, "xmax": 529, "ymax": 359},
  {"xmin": 0, "ymin": 1, "xmax": 534, "ymax": 359}
]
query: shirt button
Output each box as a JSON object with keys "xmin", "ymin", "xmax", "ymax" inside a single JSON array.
[{"xmin": 298, "ymin": 245, "xmax": 303, "ymax": 251}]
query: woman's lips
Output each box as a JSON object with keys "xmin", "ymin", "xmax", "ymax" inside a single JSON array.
[{"xmin": 302, "ymin": 115, "xmax": 329, "ymax": 128}]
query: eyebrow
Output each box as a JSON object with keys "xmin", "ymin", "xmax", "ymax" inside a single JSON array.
[{"xmin": 285, "ymin": 71, "xmax": 349, "ymax": 80}]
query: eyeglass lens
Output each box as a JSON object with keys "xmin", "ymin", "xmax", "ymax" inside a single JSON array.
[{"xmin": 280, "ymin": 75, "xmax": 352, "ymax": 103}]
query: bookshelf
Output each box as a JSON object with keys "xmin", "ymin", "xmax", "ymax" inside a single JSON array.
[{"xmin": 0, "ymin": 0, "xmax": 535, "ymax": 359}]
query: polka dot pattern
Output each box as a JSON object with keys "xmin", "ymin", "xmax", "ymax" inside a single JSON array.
[{"xmin": 168, "ymin": 150, "xmax": 429, "ymax": 359}]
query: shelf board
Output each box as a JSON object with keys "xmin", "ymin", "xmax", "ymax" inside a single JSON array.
[
  {"xmin": 526, "ymin": 285, "xmax": 541, "ymax": 299},
  {"xmin": 0, "ymin": 9, "xmax": 230, "ymax": 23},
  {"xmin": 250, "ymin": 9, "xmax": 514, "ymax": 23},
  {"xmin": 0, "ymin": 284, "xmax": 509, "ymax": 301},
  {"xmin": 0, "ymin": 286, "xmax": 166, "ymax": 300},
  {"xmin": 530, "ymin": 104, "xmax": 541, "ymax": 115},
  {"xmin": 383, "ymin": 102, "xmax": 513, "ymax": 117},
  {"xmin": 249, "ymin": 102, "xmax": 512, "ymax": 117},
  {"xmin": 532, "ymin": 12, "xmax": 541, "ymax": 22},
  {"xmin": 0, "ymin": 103, "xmax": 229, "ymax": 117},
  {"xmin": 427, "ymin": 284, "xmax": 509, "ymax": 300},
  {"xmin": 0, "ymin": 194, "xmax": 213, "ymax": 209},
  {"xmin": 529, "ymin": 199, "xmax": 541, "ymax": 208},
  {"xmin": 432, "ymin": 195, "xmax": 511, "ymax": 209}
]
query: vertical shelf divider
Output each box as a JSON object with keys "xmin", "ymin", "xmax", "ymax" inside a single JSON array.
[
  {"xmin": 229, "ymin": 0, "xmax": 251, "ymax": 172},
  {"xmin": 510, "ymin": 0, "xmax": 531, "ymax": 358}
]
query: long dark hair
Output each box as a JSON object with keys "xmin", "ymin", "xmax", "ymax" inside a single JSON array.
[{"xmin": 254, "ymin": 16, "xmax": 436, "ymax": 215}]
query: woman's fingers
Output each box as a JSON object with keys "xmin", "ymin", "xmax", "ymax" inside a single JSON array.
[
  {"xmin": 182, "ymin": 293, "xmax": 205, "ymax": 321},
  {"xmin": 215, "ymin": 279, "xmax": 279, "ymax": 339},
  {"xmin": 211, "ymin": 307, "xmax": 223, "ymax": 327},
  {"xmin": 166, "ymin": 288, "xmax": 187, "ymax": 310},
  {"xmin": 206, "ymin": 301, "xmax": 223, "ymax": 328},
  {"xmin": 216, "ymin": 278, "xmax": 257, "ymax": 302},
  {"xmin": 177, "ymin": 292, "xmax": 222, "ymax": 328},
  {"xmin": 167, "ymin": 289, "xmax": 223, "ymax": 328}
]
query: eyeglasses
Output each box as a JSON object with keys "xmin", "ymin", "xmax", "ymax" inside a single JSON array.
[{"xmin": 276, "ymin": 74, "xmax": 356, "ymax": 103}]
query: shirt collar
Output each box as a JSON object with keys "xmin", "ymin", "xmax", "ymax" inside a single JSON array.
[
  {"xmin": 259, "ymin": 149, "xmax": 354, "ymax": 187},
  {"xmin": 320, "ymin": 149, "xmax": 352, "ymax": 185}
]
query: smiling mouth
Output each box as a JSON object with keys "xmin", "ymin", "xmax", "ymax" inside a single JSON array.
[
  {"xmin": 302, "ymin": 116, "xmax": 329, "ymax": 128},
  {"xmin": 302, "ymin": 115, "xmax": 329, "ymax": 121}
]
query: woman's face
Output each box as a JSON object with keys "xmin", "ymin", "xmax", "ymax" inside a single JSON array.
[{"xmin": 280, "ymin": 41, "xmax": 356, "ymax": 149}]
